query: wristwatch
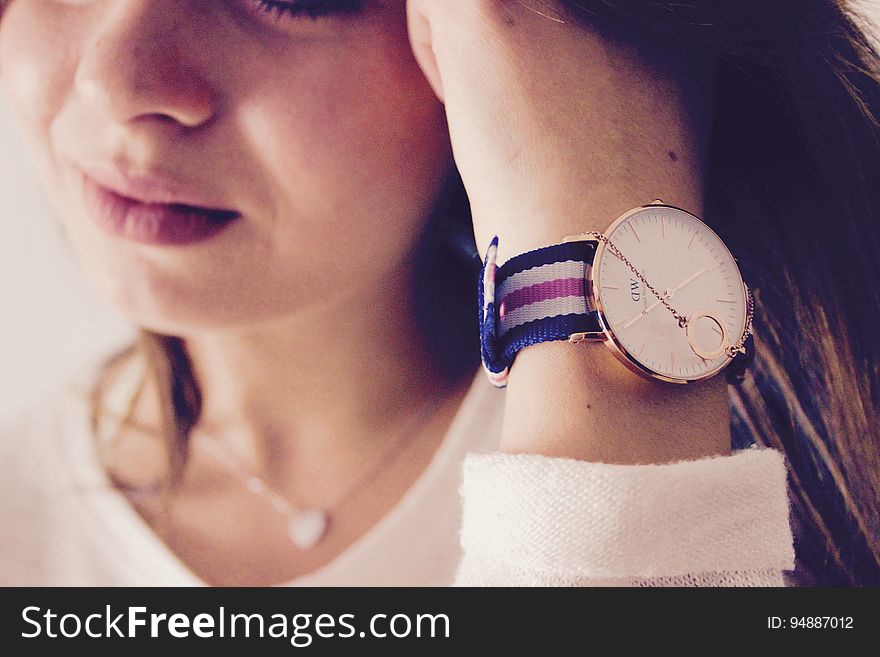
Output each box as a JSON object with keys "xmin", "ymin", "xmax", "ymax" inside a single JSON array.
[{"xmin": 478, "ymin": 200, "xmax": 755, "ymax": 387}]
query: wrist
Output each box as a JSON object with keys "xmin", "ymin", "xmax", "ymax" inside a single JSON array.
[
  {"xmin": 498, "ymin": 340, "xmax": 733, "ymax": 465},
  {"xmin": 479, "ymin": 201, "xmax": 754, "ymax": 388},
  {"xmin": 470, "ymin": 187, "xmax": 705, "ymax": 267}
]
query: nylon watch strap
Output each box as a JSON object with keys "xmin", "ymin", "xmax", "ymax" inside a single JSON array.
[{"xmin": 479, "ymin": 236, "xmax": 603, "ymax": 387}]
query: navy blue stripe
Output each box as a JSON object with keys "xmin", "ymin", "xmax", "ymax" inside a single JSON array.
[
  {"xmin": 495, "ymin": 240, "xmax": 597, "ymax": 287},
  {"xmin": 498, "ymin": 312, "xmax": 604, "ymax": 367}
]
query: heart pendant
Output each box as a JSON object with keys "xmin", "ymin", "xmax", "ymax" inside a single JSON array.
[{"xmin": 288, "ymin": 508, "xmax": 328, "ymax": 550}]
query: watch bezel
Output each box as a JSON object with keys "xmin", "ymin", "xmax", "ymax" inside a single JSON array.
[{"xmin": 590, "ymin": 202, "xmax": 750, "ymax": 385}]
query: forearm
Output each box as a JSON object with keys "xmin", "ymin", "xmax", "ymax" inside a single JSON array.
[
  {"xmin": 486, "ymin": 36, "xmax": 725, "ymax": 464},
  {"xmin": 410, "ymin": 1, "xmax": 794, "ymax": 585},
  {"xmin": 490, "ymin": 137, "xmax": 729, "ymax": 465},
  {"xmin": 417, "ymin": 1, "xmax": 729, "ymax": 463},
  {"xmin": 498, "ymin": 338, "xmax": 732, "ymax": 464}
]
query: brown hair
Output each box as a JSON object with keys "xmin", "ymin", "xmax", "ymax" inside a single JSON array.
[
  {"xmin": 553, "ymin": 0, "xmax": 880, "ymax": 585},
  {"xmin": 3, "ymin": 0, "xmax": 877, "ymax": 584}
]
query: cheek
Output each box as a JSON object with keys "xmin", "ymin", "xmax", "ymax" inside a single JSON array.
[
  {"xmin": 0, "ymin": 3, "xmax": 77, "ymax": 174},
  {"xmin": 244, "ymin": 35, "xmax": 453, "ymax": 272},
  {"xmin": 0, "ymin": 4, "xmax": 454, "ymax": 332}
]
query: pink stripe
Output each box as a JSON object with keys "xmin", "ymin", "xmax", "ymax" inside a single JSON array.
[{"xmin": 499, "ymin": 277, "xmax": 584, "ymax": 318}]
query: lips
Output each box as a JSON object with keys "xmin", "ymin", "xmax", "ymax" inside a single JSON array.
[{"xmin": 78, "ymin": 168, "xmax": 242, "ymax": 246}]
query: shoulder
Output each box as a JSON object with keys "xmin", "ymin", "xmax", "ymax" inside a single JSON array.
[
  {"xmin": 0, "ymin": 346, "xmax": 138, "ymax": 490},
  {"xmin": 0, "ymin": 349, "xmax": 138, "ymax": 585},
  {"xmin": 0, "ymin": 372, "xmax": 94, "ymax": 491},
  {"xmin": 0, "ymin": 371, "xmax": 94, "ymax": 577}
]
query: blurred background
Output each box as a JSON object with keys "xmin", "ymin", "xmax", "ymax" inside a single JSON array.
[
  {"xmin": 0, "ymin": 94, "xmax": 133, "ymax": 419},
  {"xmin": 1, "ymin": 3, "xmax": 878, "ymax": 420}
]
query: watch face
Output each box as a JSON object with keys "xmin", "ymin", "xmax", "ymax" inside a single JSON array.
[{"xmin": 593, "ymin": 204, "xmax": 749, "ymax": 383}]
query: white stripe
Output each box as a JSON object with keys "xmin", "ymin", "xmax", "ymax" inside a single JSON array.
[
  {"xmin": 497, "ymin": 260, "xmax": 586, "ymax": 301},
  {"xmin": 499, "ymin": 295, "xmax": 588, "ymax": 337}
]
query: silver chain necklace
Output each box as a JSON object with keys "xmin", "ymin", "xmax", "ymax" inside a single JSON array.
[
  {"xmin": 193, "ymin": 382, "xmax": 454, "ymax": 551},
  {"xmin": 97, "ymin": 353, "xmax": 458, "ymax": 551}
]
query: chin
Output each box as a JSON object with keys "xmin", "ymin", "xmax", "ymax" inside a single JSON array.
[
  {"xmin": 79, "ymin": 254, "xmax": 280, "ymax": 337},
  {"xmin": 108, "ymin": 296, "xmax": 288, "ymax": 339}
]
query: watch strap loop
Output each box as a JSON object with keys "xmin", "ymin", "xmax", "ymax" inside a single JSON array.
[
  {"xmin": 479, "ymin": 236, "xmax": 602, "ymax": 388},
  {"xmin": 478, "ymin": 236, "xmax": 510, "ymax": 387}
]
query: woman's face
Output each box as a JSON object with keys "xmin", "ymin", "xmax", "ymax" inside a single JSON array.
[{"xmin": 0, "ymin": 0, "xmax": 452, "ymax": 333}]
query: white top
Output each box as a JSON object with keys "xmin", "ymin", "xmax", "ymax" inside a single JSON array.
[{"xmin": 0, "ymin": 357, "xmax": 796, "ymax": 587}]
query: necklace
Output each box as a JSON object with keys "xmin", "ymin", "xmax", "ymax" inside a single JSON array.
[
  {"xmin": 193, "ymin": 382, "xmax": 455, "ymax": 551},
  {"xmin": 96, "ymin": 351, "xmax": 461, "ymax": 551}
]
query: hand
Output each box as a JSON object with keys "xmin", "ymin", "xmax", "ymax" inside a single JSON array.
[
  {"xmin": 407, "ymin": 1, "xmax": 730, "ymax": 466},
  {"xmin": 407, "ymin": 0, "xmax": 709, "ymax": 263},
  {"xmin": 406, "ymin": 0, "xmax": 602, "ymax": 258}
]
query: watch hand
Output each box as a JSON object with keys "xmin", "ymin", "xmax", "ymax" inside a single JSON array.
[
  {"xmin": 621, "ymin": 299, "xmax": 661, "ymax": 329},
  {"xmin": 620, "ymin": 267, "xmax": 706, "ymax": 330},
  {"xmin": 671, "ymin": 267, "xmax": 707, "ymax": 294}
]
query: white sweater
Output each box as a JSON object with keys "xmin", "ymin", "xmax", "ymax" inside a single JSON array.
[{"xmin": 0, "ymin": 357, "xmax": 796, "ymax": 587}]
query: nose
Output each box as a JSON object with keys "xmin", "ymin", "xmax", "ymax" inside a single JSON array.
[{"xmin": 73, "ymin": 1, "xmax": 217, "ymax": 129}]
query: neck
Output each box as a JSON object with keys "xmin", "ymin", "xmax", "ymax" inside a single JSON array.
[{"xmin": 151, "ymin": 246, "xmax": 475, "ymax": 485}]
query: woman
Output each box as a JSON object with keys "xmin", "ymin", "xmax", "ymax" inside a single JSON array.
[{"xmin": 0, "ymin": 0, "xmax": 876, "ymax": 586}]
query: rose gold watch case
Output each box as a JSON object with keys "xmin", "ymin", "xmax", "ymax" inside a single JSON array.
[{"xmin": 563, "ymin": 200, "xmax": 751, "ymax": 385}]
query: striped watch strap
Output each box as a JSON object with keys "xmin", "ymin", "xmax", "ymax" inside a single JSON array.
[{"xmin": 479, "ymin": 236, "xmax": 603, "ymax": 387}]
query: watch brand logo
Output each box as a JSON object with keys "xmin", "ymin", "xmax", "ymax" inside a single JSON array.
[{"xmin": 630, "ymin": 278, "xmax": 641, "ymax": 302}]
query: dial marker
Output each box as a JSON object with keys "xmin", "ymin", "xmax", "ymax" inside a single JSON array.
[
  {"xmin": 601, "ymin": 284, "xmax": 620, "ymax": 289},
  {"xmin": 716, "ymin": 298, "xmax": 734, "ymax": 303},
  {"xmin": 630, "ymin": 223, "xmax": 642, "ymax": 242},
  {"xmin": 688, "ymin": 230, "xmax": 697, "ymax": 249}
]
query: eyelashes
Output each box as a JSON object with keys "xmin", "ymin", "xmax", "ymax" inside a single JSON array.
[{"xmin": 252, "ymin": 0, "xmax": 366, "ymax": 21}]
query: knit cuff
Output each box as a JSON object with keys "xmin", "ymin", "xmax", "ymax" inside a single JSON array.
[{"xmin": 458, "ymin": 446, "xmax": 796, "ymax": 579}]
